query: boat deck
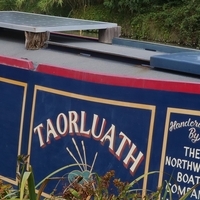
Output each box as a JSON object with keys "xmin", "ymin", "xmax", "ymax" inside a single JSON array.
[
  {"xmin": 0, "ymin": 28, "xmax": 200, "ymax": 83},
  {"xmin": 47, "ymin": 33, "xmax": 163, "ymax": 62}
]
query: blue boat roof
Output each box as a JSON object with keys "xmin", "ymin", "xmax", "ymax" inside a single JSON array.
[{"xmin": 151, "ymin": 52, "xmax": 200, "ymax": 75}]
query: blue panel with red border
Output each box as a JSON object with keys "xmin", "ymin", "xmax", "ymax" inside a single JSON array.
[{"xmin": 1, "ymin": 57, "xmax": 200, "ymax": 199}]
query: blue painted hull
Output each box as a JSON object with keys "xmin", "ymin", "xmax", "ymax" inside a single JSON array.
[{"xmin": 0, "ymin": 56, "xmax": 200, "ymax": 199}]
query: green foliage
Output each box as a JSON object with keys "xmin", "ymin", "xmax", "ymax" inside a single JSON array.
[
  {"xmin": 0, "ymin": 180, "xmax": 12, "ymax": 199},
  {"xmin": 103, "ymin": 0, "xmax": 151, "ymax": 13},
  {"xmin": 0, "ymin": 0, "xmax": 16, "ymax": 10},
  {"xmin": 61, "ymin": 170, "xmax": 158, "ymax": 200},
  {"xmin": 0, "ymin": 155, "xmax": 199, "ymax": 200},
  {"xmin": 14, "ymin": 0, "xmax": 64, "ymax": 14},
  {"xmin": 73, "ymin": 5, "xmax": 114, "ymax": 21}
]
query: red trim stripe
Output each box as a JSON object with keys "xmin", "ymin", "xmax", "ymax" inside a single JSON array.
[
  {"xmin": 0, "ymin": 55, "xmax": 34, "ymax": 70},
  {"xmin": 37, "ymin": 64, "xmax": 200, "ymax": 94}
]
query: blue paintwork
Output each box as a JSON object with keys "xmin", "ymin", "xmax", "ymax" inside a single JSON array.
[
  {"xmin": 1, "ymin": 63, "xmax": 200, "ymax": 199},
  {"xmin": 150, "ymin": 52, "xmax": 200, "ymax": 75},
  {"xmin": 113, "ymin": 37, "xmax": 198, "ymax": 53}
]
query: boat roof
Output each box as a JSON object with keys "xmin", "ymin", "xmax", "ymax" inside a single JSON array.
[{"xmin": 0, "ymin": 27, "xmax": 200, "ymax": 84}]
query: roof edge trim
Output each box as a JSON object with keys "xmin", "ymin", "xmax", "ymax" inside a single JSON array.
[
  {"xmin": 0, "ymin": 55, "xmax": 34, "ymax": 70},
  {"xmin": 37, "ymin": 64, "xmax": 200, "ymax": 94}
]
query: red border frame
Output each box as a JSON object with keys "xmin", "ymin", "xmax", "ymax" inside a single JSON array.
[
  {"xmin": 0, "ymin": 55, "xmax": 34, "ymax": 70},
  {"xmin": 36, "ymin": 64, "xmax": 200, "ymax": 94},
  {"xmin": 1, "ymin": 55, "xmax": 199, "ymax": 94}
]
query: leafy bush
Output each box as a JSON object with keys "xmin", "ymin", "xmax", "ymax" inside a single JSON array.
[
  {"xmin": 0, "ymin": 155, "xmax": 200, "ymax": 200},
  {"xmin": 0, "ymin": 180, "xmax": 12, "ymax": 199},
  {"xmin": 0, "ymin": 0, "xmax": 17, "ymax": 10},
  {"xmin": 103, "ymin": 0, "xmax": 151, "ymax": 13}
]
